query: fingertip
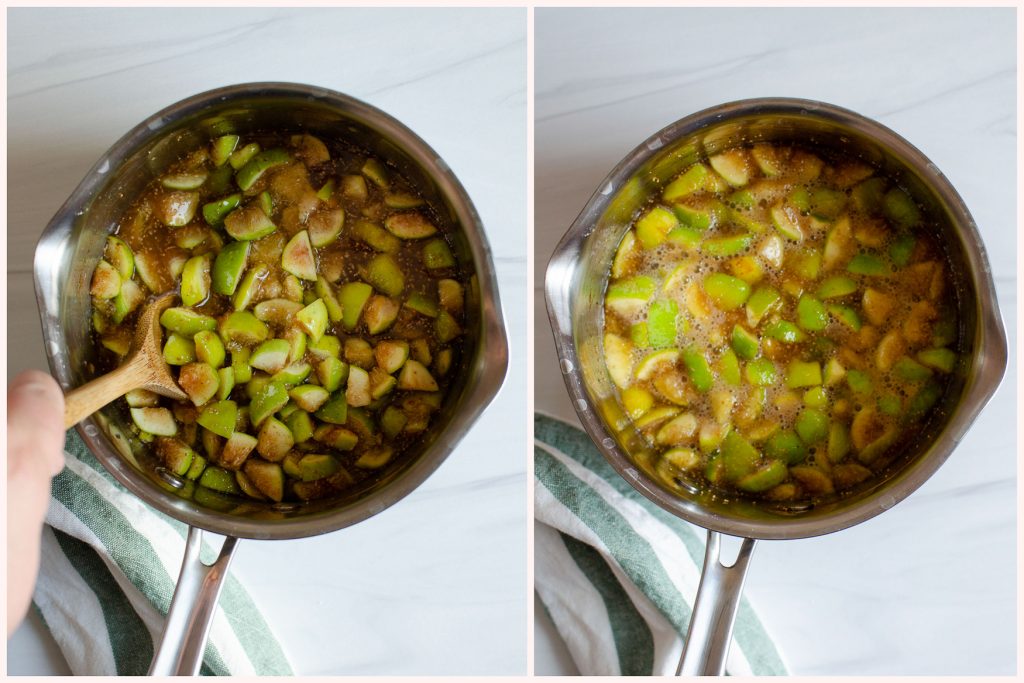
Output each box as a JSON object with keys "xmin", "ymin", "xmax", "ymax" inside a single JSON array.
[
  {"xmin": 9, "ymin": 370, "xmax": 64, "ymax": 408},
  {"xmin": 8, "ymin": 370, "xmax": 66, "ymax": 476}
]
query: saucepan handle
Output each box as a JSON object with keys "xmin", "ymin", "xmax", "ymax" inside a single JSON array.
[
  {"xmin": 148, "ymin": 527, "xmax": 240, "ymax": 676},
  {"xmin": 676, "ymin": 530, "xmax": 757, "ymax": 676}
]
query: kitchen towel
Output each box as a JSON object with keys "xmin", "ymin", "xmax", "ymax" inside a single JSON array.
[
  {"xmin": 33, "ymin": 429, "xmax": 293, "ymax": 676},
  {"xmin": 535, "ymin": 412, "xmax": 788, "ymax": 676}
]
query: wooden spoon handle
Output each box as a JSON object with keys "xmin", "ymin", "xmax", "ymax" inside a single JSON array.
[{"xmin": 64, "ymin": 361, "xmax": 150, "ymax": 429}]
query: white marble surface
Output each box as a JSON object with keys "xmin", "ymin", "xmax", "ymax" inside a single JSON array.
[
  {"xmin": 7, "ymin": 7, "xmax": 526, "ymax": 675},
  {"xmin": 534, "ymin": 7, "xmax": 1016, "ymax": 676}
]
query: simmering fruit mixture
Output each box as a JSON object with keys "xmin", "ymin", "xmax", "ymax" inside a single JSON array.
[
  {"xmin": 603, "ymin": 143, "xmax": 961, "ymax": 503},
  {"xmin": 90, "ymin": 132, "xmax": 469, "ymax": 507}
]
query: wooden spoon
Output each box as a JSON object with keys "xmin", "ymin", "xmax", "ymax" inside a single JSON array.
[{"xmin": 64, "ymin": 292, "xmax": 188, "ymax": 429}]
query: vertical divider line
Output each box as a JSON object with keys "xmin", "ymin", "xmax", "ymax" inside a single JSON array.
[{"xmin": 525, "ymin": 3, "xmax": 537, "ymax": 677}]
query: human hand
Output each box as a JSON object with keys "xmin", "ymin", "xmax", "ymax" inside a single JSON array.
[{"xmin": 7, "ymin": 370, "xmax": 65, "ymax": 636}]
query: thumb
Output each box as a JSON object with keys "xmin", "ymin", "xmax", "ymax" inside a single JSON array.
[
  {"xmin": 8, "ymin": 370, "xmax": 66, "ymax": 479},
  {"xmin": 7, "ymin": 370, "xmax": 66, "ymax": 636}
]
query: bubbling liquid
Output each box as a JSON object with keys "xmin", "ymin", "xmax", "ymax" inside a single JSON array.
[{"xmin": 602, "ymin": 143, "xmax": 962, "ymax": 504}]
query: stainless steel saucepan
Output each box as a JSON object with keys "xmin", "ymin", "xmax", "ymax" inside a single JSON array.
[
  {"xmin": 545, "ymin": 98, "xmax": 1006, "ymax": 675},
  {"xmin": 35, "ymin": 82, "xmax": 509, "ymax": 675}
]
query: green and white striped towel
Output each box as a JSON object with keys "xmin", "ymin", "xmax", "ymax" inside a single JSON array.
[
  {"xmin": 535, "ymin": 412, "xmax": 788, "ymax": 676},
  {"xmin": 33, "ymin": 429, "xmax": 293, "ymax": 676}
]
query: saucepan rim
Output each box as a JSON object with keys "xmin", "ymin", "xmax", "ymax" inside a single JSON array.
[
  {"xmin": 545, "ymin": 96, "xmax": 1007, "ymax": 540},
  {"xmin": 35, "ymin": 81, "xmax": 509, "ymax": 540}
]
